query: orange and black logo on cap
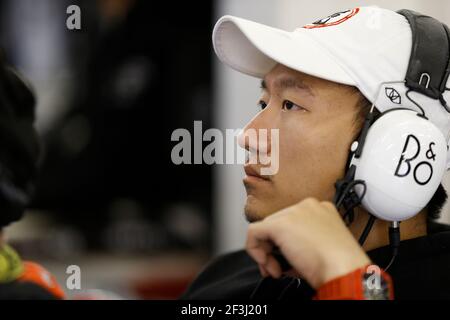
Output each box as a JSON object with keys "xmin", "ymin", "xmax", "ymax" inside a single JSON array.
[{"xmin": 303, "ymin": 8, "xmax": 359, "ymax": 29}]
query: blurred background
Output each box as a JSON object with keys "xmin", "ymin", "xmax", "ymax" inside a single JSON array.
[{"xmin": 0, "ymin": 0, "xmax": 449, "ymax": 299}]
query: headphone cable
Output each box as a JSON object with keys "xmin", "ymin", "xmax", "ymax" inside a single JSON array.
[
  {"xmin": 358, "ymin": 214, "xmax": 376, "ymax": 246},
  {"xmin": 405, "ymin": 89, "xmax": 426, "ymax": 116},
  {"xmin": 385, "ymin": 222, "xmax": 400, "ymax": 271},
  {"xmin": 335, "ymin": 179, "xmax": 366, "ymax": 209},
  {"xmin": 336, "ymin": 180, "xmax": 367, "ymax": 226}
]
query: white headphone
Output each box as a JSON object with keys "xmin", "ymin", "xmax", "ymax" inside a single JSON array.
[
  {"xmin": 349, "ymin": 108, "xmax": 447, "ymax": 222},
  {"xmin": 336, "ymin": 9, "xmax": 450, "ymax": 224}
]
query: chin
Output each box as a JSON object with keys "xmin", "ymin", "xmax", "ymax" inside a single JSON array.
[
  {"xmin": 244, "ymin": 207, "xmax": 261, "ymax": 223},
  {"xmin": 244, "ymin": 197, "xmax": 272, "ymax": 222}
]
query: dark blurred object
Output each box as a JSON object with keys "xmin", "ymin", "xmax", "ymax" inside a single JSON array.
[
  {"xmin": 0, "ymin": 53, "xmax": 40, "ymax": 227},
  {"xmin": 0, "ymin": 282, "xmax": 58, "ymax": 300},
  {"xmin": 26, "ymin": 0, "xmax": 213, "ymax": 250}
]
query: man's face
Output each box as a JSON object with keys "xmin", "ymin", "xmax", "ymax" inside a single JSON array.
[{"xmin": 241, "ymin": 64, "xmax": 362, "ymax": 222}]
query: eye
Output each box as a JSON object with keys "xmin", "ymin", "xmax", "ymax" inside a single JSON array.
[
  {"xmin": 258, "ymin": 100, "xmax": 268, "ymax": 110},
  {"xmin": 282, "ymin": 100, "xmax": 304, "ymax": 111}
]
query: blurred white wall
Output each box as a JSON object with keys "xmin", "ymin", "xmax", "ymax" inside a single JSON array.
[
  {"xmin": 3, "ymin": 0, "xmax": 73, "ymax": 134},
  {"xmin": 213, "ymin": 0, "xmax": 450, "ymax": 255}
]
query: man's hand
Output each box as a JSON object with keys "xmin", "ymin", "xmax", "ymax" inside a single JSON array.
[{"xmin": 246, "ymin": 198, "xmax": 371, "ymax": 289}]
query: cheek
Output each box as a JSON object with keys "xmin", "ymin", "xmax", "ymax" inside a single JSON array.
[{"xmin": 274, "ymin": 120, "xmax": 354, "ymax": 199}]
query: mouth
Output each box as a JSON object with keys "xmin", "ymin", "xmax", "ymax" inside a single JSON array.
[{"xmin": 243, "ymin": 165, "xmax": 271, "ymax": 184}]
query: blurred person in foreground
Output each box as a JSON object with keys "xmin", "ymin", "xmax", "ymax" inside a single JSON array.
[
  {"xmin": 182, "ymin": 7, "xmax": 450, "ymax": 300},
  {"xmin": 0, "ymin": 53, "xmax": 64, "ymax": 299}
]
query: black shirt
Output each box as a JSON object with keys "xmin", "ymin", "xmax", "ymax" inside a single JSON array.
[{"xmin": 181, "ymin": 224, "xmax": 450, "ymax": 300}]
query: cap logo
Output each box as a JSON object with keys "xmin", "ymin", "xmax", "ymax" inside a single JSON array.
[{"xmin": 303, "ymin": 8, "xmax": 359, "ymax": 29}]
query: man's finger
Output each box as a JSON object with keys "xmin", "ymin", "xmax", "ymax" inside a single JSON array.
[
  {"xmin": 258, "ymin": 264, "xmax": 269, "ymax": 278},
  {"xmin": 246, "ymin": 223, "xmax": 275, "ymax": 265},
  {"xmin": 265, "ymin": 254, "xmax": 282, "ymax": 279}
]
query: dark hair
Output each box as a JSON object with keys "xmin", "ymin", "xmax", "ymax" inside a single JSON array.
[{"xmin": 353, "ymin": 90, "xmax": 447, "ymax": 220}]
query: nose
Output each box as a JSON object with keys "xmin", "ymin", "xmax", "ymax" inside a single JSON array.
[{"xmin": 238, "ymin": 107, "xmax": 275, "ymax": 156}]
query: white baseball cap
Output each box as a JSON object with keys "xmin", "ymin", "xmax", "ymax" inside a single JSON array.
[{"xmin": 212, "ymin": 6, "xmax": 450, "ymax": 168}]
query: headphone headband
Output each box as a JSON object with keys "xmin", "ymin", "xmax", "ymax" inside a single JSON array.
[{"xmin": 397, "ymin": 9, "xmax": 450, "ymax": 101}]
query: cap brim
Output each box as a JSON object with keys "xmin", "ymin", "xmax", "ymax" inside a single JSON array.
[{"xmin": 212, "ymin": 15, "xmax": 356, "ymax": 85}]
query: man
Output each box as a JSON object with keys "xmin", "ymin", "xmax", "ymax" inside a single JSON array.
[
  {"xmin": 181, "ymin": 7, "xmax": 450, "ymax": 300},
  {"xmin": 0, "ymin": 53, "xmax": 64, "ymax": 299}
]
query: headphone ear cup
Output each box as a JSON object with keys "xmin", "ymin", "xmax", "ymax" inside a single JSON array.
[{"xmin": 350, "ymin": 109, "xmax": 447, "ymax": 221}]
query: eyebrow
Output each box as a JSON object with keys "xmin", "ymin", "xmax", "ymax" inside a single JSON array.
[{"xmin": 260, "ymin": 78, "xmax": 315, "ymax": 97}]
